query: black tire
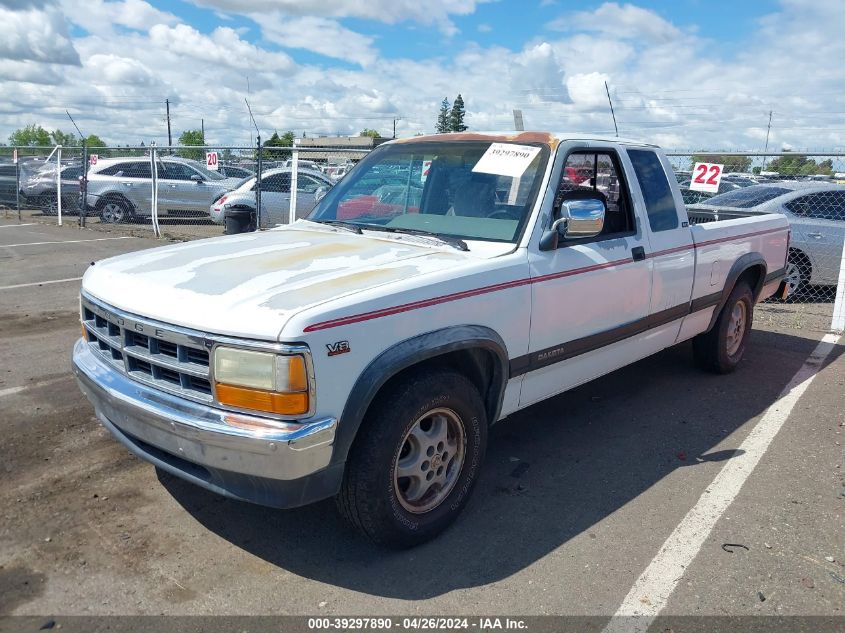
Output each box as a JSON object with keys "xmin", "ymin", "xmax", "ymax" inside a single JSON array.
[
  {"xmin": 693, "ymin": 281, "xmax": 754, "ymax": 374},
  {"xmin": 224, "ymin": 210, "xmax": 256, "ymax": 234},
  {"xmin": 98, "ymin": 197, "xmax": 133, "ymax": 224},
  {"xmin": 39, "ymin": 194, "xmax": 57, "ymax": 216},
  {"xmin": 782, "ymin": 250, "xmax": 812, "ymax": 301},
  {"xmin": 337, "ymin": 369, "xmax": 487, "ymax": 548}
]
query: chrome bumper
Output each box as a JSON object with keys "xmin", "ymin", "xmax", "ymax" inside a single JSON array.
[{"xmin": 73, "ymin": 338, "xmax": 340, "ymax": 507}]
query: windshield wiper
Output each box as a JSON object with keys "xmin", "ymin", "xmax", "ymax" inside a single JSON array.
[
  {"xmin": 362, "ymin": 225, "xmax": 469, "ymax": 251},
  {"xmin": 310, "ymin": 219, "xmax": 363, "ymax": 234}
]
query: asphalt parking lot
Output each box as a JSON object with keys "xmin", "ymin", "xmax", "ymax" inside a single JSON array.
[{"xmin": 1, "ymin": 220, "xmax": 843, "ymax": 626}]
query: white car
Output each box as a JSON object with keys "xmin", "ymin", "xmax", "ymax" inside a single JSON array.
[
  {"xmin": 210, "ymin": 167, "xmax": 332, "ymax": 232},
  {"xmin": 74, "ymin": 132, "xmax": 788, "ymax": 547},
  {"xmin": 689, "ymin": 181, "xmax": 845, "ymax": 294}
]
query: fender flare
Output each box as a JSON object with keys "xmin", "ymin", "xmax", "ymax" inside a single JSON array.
[
  {"xmin": 330, "ymin": 325, "xmax": 510, "ymax": 467},
  {"xmin": 707, "ymin": 252, "xmax": 767, "ymax": 331}
]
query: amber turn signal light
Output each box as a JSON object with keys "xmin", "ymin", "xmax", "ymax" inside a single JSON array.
[{"xmin": 215, "ymin": 383, "xmax": 309, "ymax": 416}]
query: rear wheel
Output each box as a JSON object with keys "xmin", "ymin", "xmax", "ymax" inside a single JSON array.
[
  {"xmin": 782, "ymin": 250, "xmax": 811, "ymax": 300},
  {"xmin": 693, "ymin": 281, "xmax": 754, "ymax": 373},
  {"xmin": 98, "ymin": 198, "xmax": 132, "ymax": 224},
  {"xmin": 337, "ymin": 369, "xmax": 487, "ymax": 548},
  {"xmin": 224, "ymin": 211, "xmax": 255, "ymax": 234},
  {"xmin": 39, "ymin": 194, "xmax": 58, "ymax": 215}
]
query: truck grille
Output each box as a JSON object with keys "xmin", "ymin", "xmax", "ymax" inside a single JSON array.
[{"xmin": 81, "ymin": 295, "xmax": 213, "ymax": 403}]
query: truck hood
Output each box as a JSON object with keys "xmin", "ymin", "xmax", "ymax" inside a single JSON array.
[{"xmin": 82, "ymin": 223, "xmax": 486, "ymax": 340}]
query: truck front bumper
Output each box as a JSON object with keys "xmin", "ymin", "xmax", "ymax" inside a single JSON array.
[{"xmin": 72, "ymin": 338, "xmax": 343, "ymax": 508}]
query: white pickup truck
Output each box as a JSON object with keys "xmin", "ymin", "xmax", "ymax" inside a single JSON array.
[{"xmin": 73, "ymin": 132, "xmax": 790, "ymax": 547}]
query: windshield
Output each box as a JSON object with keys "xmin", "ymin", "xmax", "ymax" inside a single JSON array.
[
  {"xmin": 308, "ymin": 141, "xmax": 550, "ymax": 243},
  {"xmin": 187, "ymin": 160, "xmax": 226, "ymax": 181},
  {"xmin": 702, "ymin": 185, "xmax": 790, "ymax": 209}
]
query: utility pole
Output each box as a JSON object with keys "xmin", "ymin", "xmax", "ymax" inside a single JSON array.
[
  {"xmin": 165, "ymin": 98, "xmax": 172, "ymax": 148},
  {"xmin": 761, "ymin": 110, "xmax": 773, "ymax": 172},
  {"xmin": 201, "ymin": 118, "xmax": 205, "ymax": 145},
  {"xmin": 393, "ymin": 118, "xmax": 397, "ymax": 139},
  {"xmin": 605, "ymin": 81, "xmax": 618, "ymax": 137}
]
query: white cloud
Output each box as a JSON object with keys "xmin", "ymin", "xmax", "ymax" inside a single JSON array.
[
  {"xmin": 148, "ymin": 24, "xmax": 296, "ymax": 73},
  {"xmin": 61, "ymin": 0, "xmax": 179, "ymax": 35},
  {"xmin": 258, "ymin": 15, "xmax": 378, "ymax": 66},
  {"xmin": 189, "ymin": 0, "xmax": 493, "ymax": 35},
  {"xmin": 0, "ymin": 4, "xmax": 79, "ymax": 65},
  {"xmin": 0, "ymin": 0, "xmax": 843, "ymax": 152},
  {"xmin": 549, "ymin": 2, "xmax": 682, "ymax": 43}
]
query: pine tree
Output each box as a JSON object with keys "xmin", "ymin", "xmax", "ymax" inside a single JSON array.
[
  {"xmin": 449, "ymin": 94, "xmax": 467, "ymax": 132},
  {"xmin": 436, "ymin": 98, "xmax": 450, "ymax": 133}
]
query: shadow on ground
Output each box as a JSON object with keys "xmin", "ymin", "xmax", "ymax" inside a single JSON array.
[{"xmin": 160, "ymin": 328, "xmax": 841, "ymax": 600}]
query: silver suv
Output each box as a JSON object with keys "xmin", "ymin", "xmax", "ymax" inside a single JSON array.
[{"xmin": 84, "ymin": 156, "xmax": 244, "ymax": 223}]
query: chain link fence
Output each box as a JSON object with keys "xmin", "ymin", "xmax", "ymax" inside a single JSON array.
[
  {"xmin": 0, "ymin": 143, "xmax": 367, "ymax": 240},
  {"xmin": 3, "ymin": 145, "xmax": 843, "ymax": 331}
]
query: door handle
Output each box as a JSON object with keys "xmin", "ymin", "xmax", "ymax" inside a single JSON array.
[
  {"xmin": 169, "ymin": 184, "xmax": 178, "ymax": 188},
  {"xmin": 806, "ymin": 232, "xmax": 823, "ymax": 239},
  {"xmin": 631, "ymin": 246, "xmax": 646, "ymax": 261},
  {"xmin": 121, "ymin": 182, "xmax": 132, "ymax": 187}
]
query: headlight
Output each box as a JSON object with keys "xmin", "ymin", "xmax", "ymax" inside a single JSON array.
[{"xmin": 213, "ymin": 347, "xmax": 309, "ymax": 416}]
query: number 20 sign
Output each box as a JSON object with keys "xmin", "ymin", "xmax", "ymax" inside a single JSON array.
[
  {"xmin": 689, "ymin": 162, "xmax": 724, "ymax": 194},
  {"xmin": 205, "ymin": 151, "xmax": 219, "ymax": 171}
]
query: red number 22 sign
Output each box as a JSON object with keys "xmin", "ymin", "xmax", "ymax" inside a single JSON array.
[{"xmin": 690, "ymin": 162, "xmax": 723, "ymax": 194}]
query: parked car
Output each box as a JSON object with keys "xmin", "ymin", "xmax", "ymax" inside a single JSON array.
[
  {"xmin": 74, "ymin": 131, "xmax": 789, "ymax": 547},
  {"xmin": 22, "ymin": 163, "xmax": 83, "ymax": 215},
  {"xmin": 688, "ymin": 181, "xmax": 845, "ymax": 294},
  {"xmin": 210, "ymin": 167, "xmax": 333, "ymax": 233},
  {"xmin": 679, "ymin": 179, "xmax": 742, "ymax": 205},
  {"xmin": 217, "ymin": 164, "xmax": 255, "ymax": 179},
  {"xmin": 84, "ymin": 157, "xmax": 244, "ymax": 223},
  {"xmin": 0, "ymin": 162, "xmax": 18, "ymax": 207}
]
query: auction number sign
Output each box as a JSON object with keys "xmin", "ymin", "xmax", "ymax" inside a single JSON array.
[
  {"xmin": 206, "ymin": 151, "xmax": 219, "ymax": 171},
  {"xmin": 690, "ymin": 162, "xmax": 724, "ymax": 194},
  {"xmin": 89, "ymin": 154, "xmax": 98, "ymax": 166}
]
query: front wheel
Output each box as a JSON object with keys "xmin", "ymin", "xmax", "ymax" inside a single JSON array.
[
  {"xmin": 693, "ymin": 281, "xmax": 753, "ymax": 373},
  {"xmin": 337, "ymin": 369, "xmax": 487, "ymax": 548}
]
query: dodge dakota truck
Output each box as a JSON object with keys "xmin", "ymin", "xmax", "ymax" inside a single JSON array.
[{"xmin": 73, "ymin": 132, "xmax": 790, "ymax": 547}]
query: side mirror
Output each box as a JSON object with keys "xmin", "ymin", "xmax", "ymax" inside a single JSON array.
[
  {"xmin": 539, "ymin": 196, "xmax": 606, "ymax": 251},
  {"xmin": 190, "ymin": 174, "xmax": 204, "ymax": 183},
  {"xmin": 314, "ymin": 186, "xmax": 328, "ymax": 202},
  {"xmin": 562, "ymin": 197, "xmax": 605, "ymax": 239}
]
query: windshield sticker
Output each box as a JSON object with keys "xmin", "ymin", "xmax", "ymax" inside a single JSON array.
[{"xmin": 472, "ymin": 143, "xmax": 541, "ymax": 178}]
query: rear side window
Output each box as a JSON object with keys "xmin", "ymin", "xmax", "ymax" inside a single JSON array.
[
  {"xmin": 97, "ymin": 162, "xmax": 150, "ymax": 178},
  {"xmin": 628, "ymin": 149, "xmax": 678, "ymax": 232},
  {"xmin": 785, "ymin": 191, "xmax": 845, "ymax": 221}
]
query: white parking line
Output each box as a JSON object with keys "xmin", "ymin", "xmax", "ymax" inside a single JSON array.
[
  {"xmin": 0, "ymin": 236, "xmax": 134, "ymax": 248},
  {"xmin": 0, "ymin": 277, "xmax": 83, "ymax": 291},
  {"xmin": 603, "ymin": 332, "xmax": 841, "ymax": 633},
  {"xmin": 0, "ymin": 376, "xmax": 70, "ymax": 398},
  {"xmin": 0, "ymin": 223, "xmax": 35, "ymax": 228}
]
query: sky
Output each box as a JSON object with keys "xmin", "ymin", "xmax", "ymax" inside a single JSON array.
[{"xmin": 1, "ymin": 0, "xmax": 844, "ymax": 150}]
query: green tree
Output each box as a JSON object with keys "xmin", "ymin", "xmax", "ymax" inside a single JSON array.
[
  {"xmin": 436, "ymin": 98, "xmax": 450, "ymax": 133},
  {"xmin": 9, "ymin": 124, "xmax": 52, "ymax": 147},
  {"xmin": 690, "ymin": 153, "xmax": 752, "ymax": 173},
  {"xmin": 449, "ymin": 94, "xmax": 467, "ymax": 132},
  {"xmin": 50, "ymin": 129, "xmax": 78, "ymax": 146},
  {"xmin": 359, "ymin": 128, "xmax": 381, "ymax": 138},
  {"xmin": 177, "ymin": 129, "xmax": 205, "ymax": 159},
  {"xmin": 83, "ymin": 134, "xmax": 106, "ymax": 148},
  {"xmin": 261, "ymin": 130, "xmax": 295, "ymax": 159},
  {"xmin": 765, "ymin": 151, "xmax": 833, "ymax": 177}
]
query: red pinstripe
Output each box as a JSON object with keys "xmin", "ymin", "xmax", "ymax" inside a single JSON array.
[{"xmin": 302, "ymin": 226, "xmax": 788, "ymax": 333}]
